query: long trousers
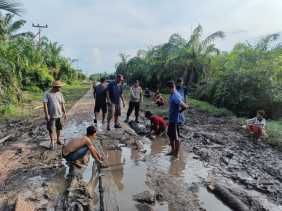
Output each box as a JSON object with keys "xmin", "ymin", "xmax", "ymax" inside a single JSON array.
[{"xmin": 127, "ymin": 101, "xmax": 140, "ymax": 120}]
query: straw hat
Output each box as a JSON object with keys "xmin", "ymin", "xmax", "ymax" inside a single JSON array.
[{"xmin": 52, "ymin": 80, "xmax": 64, "ymax": 87}]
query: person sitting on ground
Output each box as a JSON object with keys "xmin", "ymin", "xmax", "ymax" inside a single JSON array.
[
  {"xmin": 93, "ymin": 77, "xmax": 108, "ymax": 124},
  {"xmin": 125, "ymin": 80, "xmax": 143, "ymax": 123},
  {"xmin": 154, "ymin": 89, "xmax": 164, "ymax": 107},
  {"xmin": 145, "ymin": 111, "xmax": 167, "ymax": 137},
  {"xmin": 245, "ymin": 110, "xmax": 267, "ymax": 141},
  {"xmin": 43, "ymin": 80, "xmax": 67, "ymax": 150},
  {"xmin": 62, "ymin": 126, "xmax": 105, "ymax": 168}
]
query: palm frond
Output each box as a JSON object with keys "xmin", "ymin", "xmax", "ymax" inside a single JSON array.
[
  {"xmin": 256, "ymin": 33, "xmax": 280, "ymax": 51},
  {"xmin": 8, "ymin": 19, "xmax": 25, "ymax": 33},
  {"xmin": 187, "ymin": 25, "xmax": 203, "ymax": 48},
  {"xmin": 202, "ymin": 31, "xmax": 225, "ymax": 49},
  {"xmin": 204, "ymin": 44, "xmax": 220, "ymax": 55},
  {"xmin": 11, "ymin": 31, "xmax": 33, "ymax": 39},
  {"xmin": 0, "ymin": 0, "xmax": 23, "ymax": 15}
]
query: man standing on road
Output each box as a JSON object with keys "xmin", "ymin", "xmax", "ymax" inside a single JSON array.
[
  {"xmin": 43, "ymin": 80, "xmax": 67, "ymax": 150},
  {"xmin": 166, "ymin": 81, "xmax": 188, "ymax": 156},
  {"xmin": 106, "ymin": 74, "xmax": 125, "ymax": 130},
  {"xmin": 125, "ymin": 80, "xmax": 143, "ymax": 123},
  {"xmin": 93, "ymin": 78, "xmax": 108, "ymax": 124},
  {"xmin": 176, "ymin": 78, "xmax": 188, "ymax": 137}
]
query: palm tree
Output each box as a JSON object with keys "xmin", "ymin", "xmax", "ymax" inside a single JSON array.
[
  {"xmin": 0, "ymin": 0, "xmax": 22, "ymax": 15},
  {"xmin": 0, "ymin": 13, "xmax": 31, "ymax": 40},
  {"xmin": 178, "ymin": 25, "xmax": 225, "ymax": 86}
]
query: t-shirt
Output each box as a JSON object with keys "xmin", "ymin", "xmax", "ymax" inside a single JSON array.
[
  {"xmin": 247, "ymin": 117, "xmax": 266, "ymax": 128},
  {"xmin": 107, "ymin": 81, "xmax": 123, "ymax": 105},
  {"xmin": 43, "ymin": 91, "xmax": 65, "ymax": 118},
  {"xmin": 176, "ymin": 86, "xmax": 188, "ymax": 124},
  {"xmin": 168, "ymin": 90, "xmax": 183, "ymax": 123},
  {"xmin": 150, "ymin": 115, "xmax": 167, "ymax": 129},
  {"xmin": 95, "ymin": 84, "xmax": 107, "ymax": 105},
  {"xmin": 176, "ymin": 86, "xmax": 188, "ymax": 102},
  {"xmin": 130, "ymin": 86, "xmax": 142, "ymax": 102}
]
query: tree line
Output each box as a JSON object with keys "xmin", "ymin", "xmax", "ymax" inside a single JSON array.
[
  {"xmin": 116, "ymin": 25, "xmax": 282, "ymax": 119},
  {"xmin": 0, "ymin": 0, "xmax": 86, "ymax": 113}
]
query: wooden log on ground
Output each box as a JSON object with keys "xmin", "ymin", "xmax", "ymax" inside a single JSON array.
[
  {"xmin": 0, "ymin": 135, "xmax": 12, "ymax": 144},
  {"xmin": 208, "ymin": 182, "xmax": 249, "ymax": 211}
]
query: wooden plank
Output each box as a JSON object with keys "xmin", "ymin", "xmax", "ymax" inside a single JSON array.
[{"xmin": 0, "ymin": 135, "xmax": 11, "ymax": 145}]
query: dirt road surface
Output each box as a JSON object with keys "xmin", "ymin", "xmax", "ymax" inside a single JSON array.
[{"xmin": 1, "ymin": 87, "xmax": 282, "ymax": 211}]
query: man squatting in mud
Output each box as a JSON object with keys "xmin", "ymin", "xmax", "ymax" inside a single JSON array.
[
  {"xmin": 145, "ymin": 111, "xmax": 167, "ymax": 138},
  {"xmin": 167, "ymin": 81, "xmax": 188, "ymax": 156},
  {"xmin": 62, "ymin": 125, "xmax": 105, "ymax": 167},
  {"xmin": 43, "ymin": 80, "xmax": 67, "ymax": 150}
]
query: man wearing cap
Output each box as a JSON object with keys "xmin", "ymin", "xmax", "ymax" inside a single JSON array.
[
  {"xmin": 43, "ymin": 80, "xmax": 67, "ymax": 150},
  {"xmin": 106, "ymin": 74, "xmax": 125, "ymax": 130}
]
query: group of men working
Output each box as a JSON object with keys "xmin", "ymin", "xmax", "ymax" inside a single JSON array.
[
  {"xmin": 42, "ymin": 74, "xmax": 266, "ymax": 167},
  {"xmin": 42, "ymin": 75, "xmax": 189, "ymax": 168},
  {"xmin": 92, "ymin": 76, "xmax": 189, "ymax": 156}
]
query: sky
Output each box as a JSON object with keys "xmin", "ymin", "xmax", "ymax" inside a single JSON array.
[{"xmin": 22, "ymin": 0, "xmax": 282, "ymax": 75}]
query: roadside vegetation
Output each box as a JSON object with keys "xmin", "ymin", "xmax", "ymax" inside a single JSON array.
[
  {"xmin": 0, "ymin": 1, "xmax": 86, "ymax": 116},
  {"xmin": 117, "ymin": 25, "xmax": 282, "ymax": 149},
  {"xmin": 116, "ymin": 25, "xmax": 282, "ymax": 120},
  {"xmin": 0, "ymin": 82, "xmax": 90, "ymax": 120}
]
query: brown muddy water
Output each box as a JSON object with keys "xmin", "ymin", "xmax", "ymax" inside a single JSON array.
[{"xmin": 62, "ymin": 119, "xmax": 232, "ymax": 211}]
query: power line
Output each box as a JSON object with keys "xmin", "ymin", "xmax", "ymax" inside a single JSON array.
[{"xmin": 32, "ymin": 23, "xmax": 48, "ymax": 47}]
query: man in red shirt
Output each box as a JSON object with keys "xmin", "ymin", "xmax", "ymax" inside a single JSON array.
[{"xmin": 145, "ymin": 111, "xmax": 167, "ymax": 136}]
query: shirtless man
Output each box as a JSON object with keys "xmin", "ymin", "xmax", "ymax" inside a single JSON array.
[{"xmin": 62, "ymin": 126, "xmax": 104, "ymax": 166}]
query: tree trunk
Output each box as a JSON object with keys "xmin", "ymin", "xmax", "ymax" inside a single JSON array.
[{"xmin": 188, "ymin": 65, "xmax": 195, "ymax": 88}]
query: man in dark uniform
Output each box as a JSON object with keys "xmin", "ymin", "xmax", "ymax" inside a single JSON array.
[{"xmin": 94, "ymin": 78, "xmax": 108, "ymax": 124}]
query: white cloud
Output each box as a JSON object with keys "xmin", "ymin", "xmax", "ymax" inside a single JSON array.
[{"xmin": 22, "ymin": 0, "xmax": 282, "ymax": 74}]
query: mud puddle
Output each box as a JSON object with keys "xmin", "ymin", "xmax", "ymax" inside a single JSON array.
[{"xmin": 80, "ymin": 123, "xmax": 231, "ymax": 211}]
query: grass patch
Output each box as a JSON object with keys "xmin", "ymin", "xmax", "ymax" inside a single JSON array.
[
  {"xmin": 189, "ymin": 98, "xmax": 233, "ymax": 117},
  {"xmin": 0, "ymin": 82, "xmax": 90, "ymax": 121},
  {"xmin": 265, "ymin": 120, "xmax": 282, "ymax": 149},
  {"xmin": 62, "ymin": 83, "xmax": 90, "ymax": 109}
]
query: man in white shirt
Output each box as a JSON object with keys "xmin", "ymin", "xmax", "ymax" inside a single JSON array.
[{"xmin": 125, "ymin": 80, "xmax": 143, "ymax": 123}]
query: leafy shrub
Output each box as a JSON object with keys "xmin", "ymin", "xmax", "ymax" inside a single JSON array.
[{"xmin": 195, "ymin": 69, "xmax": 282, "ymax": 118}]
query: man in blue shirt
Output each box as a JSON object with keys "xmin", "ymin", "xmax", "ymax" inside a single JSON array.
[
  {"xmin": 167, "ymin": 81, "xmax": 188, "ymax": 156},
  {"xmin": 106, "ymin": 74, "xmax": 125, "ymax": 130},
  {"xmin": 176, "ymin": 78, "xmax": 188, "ymax": 137}
]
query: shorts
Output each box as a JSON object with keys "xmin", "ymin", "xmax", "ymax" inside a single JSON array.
[
  {"xmin": 167, "ymin": 123, "xmax": 178, "ymax": 140},
  {"xmin": 47, "ymin": 118, "xmax": 63, "ymax": 132},
  {"xmin": 108, "ymin": 103, "xmax": 121, "ymax": 118},
  {"xmin": 94, "ymin": 103, "xmax": 107, "ymax": 113},
  {"xmin": 63, "ymin": 145, "xmax": 88, "ymax": 162}
]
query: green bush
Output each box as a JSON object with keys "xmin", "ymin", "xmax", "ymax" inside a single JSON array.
[{"xmin": 195, "ymin": 69, "xmax": 282, "ymax": 118}]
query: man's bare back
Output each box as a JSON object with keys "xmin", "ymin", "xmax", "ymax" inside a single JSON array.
[{"xmin": 62, "ymin": 136, "xmax": 90, "ymax": 156}]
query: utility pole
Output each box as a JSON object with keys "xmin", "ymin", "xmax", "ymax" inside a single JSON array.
[{"xmin": 32, "ymin": 23, "xmax": 48, "ymax": 47}]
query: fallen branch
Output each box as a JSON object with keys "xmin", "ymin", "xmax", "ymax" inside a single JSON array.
[
  {"xmin": 208, "ymin": 182, "xmax": 249, "ymax": 211},
  {"xmin": 0, "ymin": 135, "xmax": 12, "ymax": 144}
]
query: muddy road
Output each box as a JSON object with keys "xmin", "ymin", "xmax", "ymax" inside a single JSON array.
[{"xmin": 0, "ymin": 88, "xmax": 282, "ymax": 211}]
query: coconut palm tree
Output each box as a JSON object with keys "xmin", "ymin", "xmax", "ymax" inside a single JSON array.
[
  {"xmin": 176, "ymin": 25, "xmax": 225, "ymax": 85},
  {"xmin": 0, "ymin": 0, "xmax": 22, "ymax": 15},
  {"xmin": 0, "ymin": 13, "xmax": 32, "ymax": 40}
]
